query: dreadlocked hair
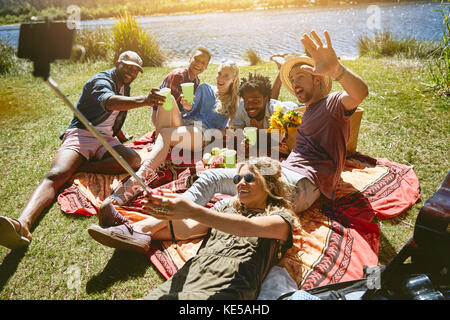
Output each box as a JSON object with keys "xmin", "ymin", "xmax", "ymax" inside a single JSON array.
[{"xmin": 239, "ymin": 73, "xmax": 272, "ymax": 99}]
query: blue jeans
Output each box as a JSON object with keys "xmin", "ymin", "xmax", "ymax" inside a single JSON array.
[{"xmin": 183, "ymin": 167, "xmax": 320, "ymax": 213}]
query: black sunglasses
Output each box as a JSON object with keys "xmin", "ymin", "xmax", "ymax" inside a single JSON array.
[{"xmin": 233, "ymin": 173, "xmax": 255, "ymax": 184}]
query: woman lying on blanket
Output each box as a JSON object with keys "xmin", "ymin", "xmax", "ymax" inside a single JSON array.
[
  {"xmin": 102, "ymin": 60, "xmax": 240, "ymax": 208},
  {"xmin": 88, "ymin": 157, "xmax": 294, "ymax": 300}
]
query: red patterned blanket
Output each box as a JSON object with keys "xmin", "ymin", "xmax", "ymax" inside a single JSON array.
[{"xmin": 57, "ymin": 132, "xmax": 420, "ymax": 289}]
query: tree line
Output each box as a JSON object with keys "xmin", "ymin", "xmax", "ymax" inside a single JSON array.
[{"xmin": 0, "ymin": 0, "xmax": 424, "ymax": 19}]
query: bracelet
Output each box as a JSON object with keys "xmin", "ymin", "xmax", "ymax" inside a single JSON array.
[
  {"xmin": 333, "ymin": 65, "xmax": 347, "ymax": 81},
  {"xmin": 169, "ymin": 220, "xmax": 177, "ymax": 242}
]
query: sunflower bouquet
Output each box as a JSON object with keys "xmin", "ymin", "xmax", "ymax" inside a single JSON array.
[{"xmin": 267, "ymin": 105, "xmax": 303, "ymax": 135}]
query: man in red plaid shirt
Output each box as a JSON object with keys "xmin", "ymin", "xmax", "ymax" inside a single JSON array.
[{"xmin": 158, "ymin": 47, "xmax": 212, "ymax": 111}]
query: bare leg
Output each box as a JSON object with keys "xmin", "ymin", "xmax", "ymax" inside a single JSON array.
[
  {"xmin": 132, "ymin": 217, "xmax": 208, "ymax": 241},
  {"xmin": 153, "ymin": 95, "xmax": 184, "ymax": 136},
  {"xmin": 78, "ymin": 144, "xmax": 141, "ymax": 174},
  {"xmin": 108, "ymin": 126, "xmax": 204, "ymax": 205},
  {"xmin": 131, "ymin": 216, "xmax": 168, "ymax": 238},
  {"xmin": 5, "ymin": 149, "xmax": 85, "ymax": 241}
]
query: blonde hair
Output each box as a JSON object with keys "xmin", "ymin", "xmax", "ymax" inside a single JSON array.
[
  {"xmin": 233, "ymin": 157, "xmax": 294, "ymax": 213},
  {"xmin": 214, "ymin": 61, "xmax": 240, "ymax": 123}
]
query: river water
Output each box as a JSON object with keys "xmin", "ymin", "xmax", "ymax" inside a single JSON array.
[{"xmin": 0, "ymin": 1, "xmax": 445, "ymax": 65}]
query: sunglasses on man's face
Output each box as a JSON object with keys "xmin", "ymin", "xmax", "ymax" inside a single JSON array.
[{"xmin": 233, "ymin": 173, "xmax": 255, "ymax": 184}]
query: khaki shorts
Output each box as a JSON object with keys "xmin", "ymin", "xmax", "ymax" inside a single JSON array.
[
  {"xmin": 59, "ymin": 128, "xmax": 121, "ymax": 161},
  {"xmin": 292, "ymin": 177, "xmax": 321, "ymax": 213},
  {"xmin": 281, "ymin": 166, "xmax": 320, "ymax": 213}
]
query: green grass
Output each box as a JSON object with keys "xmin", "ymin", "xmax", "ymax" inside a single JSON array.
[
  {"xmin": 0, "ymin": 57, "xmax": 449, "ymax": 299},
  {"xmin": 427, "ymin": 4, "xmax": 450, "ymax": 96},
  {"xmin": 358, "ymin": 31, "xmax": 444, "ymax": 59},
  {"xmin": 111, "ymin": 13, "xmax": 166, "ymax": 67},
  {"xmin": 0, "ymin": 40, "xmax": 28, "ymax": 75}
]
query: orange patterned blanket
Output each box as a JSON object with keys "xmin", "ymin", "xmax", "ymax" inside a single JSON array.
[{"xmin": 57, "ymin": 132, "xmax": 420, "ymax": 289}]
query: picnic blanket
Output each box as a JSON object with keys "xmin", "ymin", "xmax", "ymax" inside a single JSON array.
[{"xmin": 57, "ymin": 131, "xmax": 420, "ymax": 289}]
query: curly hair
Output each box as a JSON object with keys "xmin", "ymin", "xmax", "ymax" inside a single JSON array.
[
  {"xmin": 239, "ymin": 73, "xmax": 272, "ymax": 99},
  {"xmin": 233, "ymin": 157, "xmax": 294, "ymax": 213}
]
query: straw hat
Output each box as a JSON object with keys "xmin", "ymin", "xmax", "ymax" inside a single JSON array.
[{"xmin": 279, "ymin": 54, "xmax": 332, "ymax": 97}]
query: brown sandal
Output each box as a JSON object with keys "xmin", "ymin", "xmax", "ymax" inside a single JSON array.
[{"xmin": 0, "ymin": 216, "xmax": 31, "ymax": 249}]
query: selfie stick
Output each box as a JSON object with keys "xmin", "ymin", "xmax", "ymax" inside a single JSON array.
[
  {"xmin": 45, "ymin": 78, "xmax": 151, "ymax": 193},
  {"xmin": 17, "ymin": 21, "xmax": 151, "ymax": 194}
]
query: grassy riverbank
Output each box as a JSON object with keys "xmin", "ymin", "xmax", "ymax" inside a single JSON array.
[{"xmin": 0, "ymin": 57, "xmax": 448, "ymax": 299}]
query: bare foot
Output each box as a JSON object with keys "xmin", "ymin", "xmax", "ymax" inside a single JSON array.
[{"xmin": 8, "ymin": 217, "xmax": 32, "ymax": 241}]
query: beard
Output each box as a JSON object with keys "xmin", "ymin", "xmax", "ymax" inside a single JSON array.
[
  {"xmin": 296, "ymin": 89, "xmax": 313, "ymax": 103},
  {"xmin": 116, "ymin": 72, "xmax": 133, "ymax": 85},
  {"xmin": 247, "ymin": 107, "xmax": 266, "ymax": 121}
]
